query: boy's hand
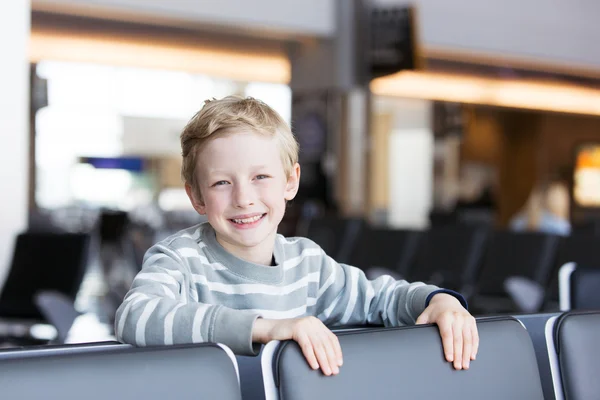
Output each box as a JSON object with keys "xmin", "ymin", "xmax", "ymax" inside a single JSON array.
[
  {"xmin": 253, "ymin": 317, "xmax": 343, "ymax": 376},
  {"xmin": 415, "ymin": 293, "xmax": 479, "ymax": 370}
]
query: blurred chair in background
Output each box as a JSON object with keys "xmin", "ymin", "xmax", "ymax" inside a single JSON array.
[
  {"xmin": 34, "ymin": 291, "xmax": 80, "ymax": 344},
  {"xmin": 97, "ymin": 210, "xmax": 137, "ymax": 318},
  {"xmin": 0, "ymin": 232, "xmax": 90, "ymax": 345},
  {"xmin": 347, "ymin": 226, "xmax": 421, "ymax": 279},
  {"xmin": 303, "ymin": 215, "xmax": 363, "ymax": 263},
  {"xmin": 472, "ymin": 231, "xmax": 560, "ymax": 314},
  {"xmin": 408, "ymin": 226, "xmax": 487, "ymax": 296},
  {"xmin": 543, "ymin": 234, "xmax": 600, "ymax": 310},
  {"xmin": 558, "ymin": 262, "xmax": 600, "ymax": 311}
]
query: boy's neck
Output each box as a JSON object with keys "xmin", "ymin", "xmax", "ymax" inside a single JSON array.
[{"xmin": 215, "ymin": 232, "xmax": 277, "ymax": 266}]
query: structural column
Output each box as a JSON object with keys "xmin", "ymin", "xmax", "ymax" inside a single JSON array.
[{"xmin": 0, "ymin": 0, "xmax": 30, "ymax": 287}]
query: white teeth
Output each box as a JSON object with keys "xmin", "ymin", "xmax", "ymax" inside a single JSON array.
[{"xmin": 232, "ymin": 214, "xmax": 263, "ymax": 224}]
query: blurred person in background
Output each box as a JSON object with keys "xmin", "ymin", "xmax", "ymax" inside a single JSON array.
[{"xmin": 510, "ymin": 179, "xmax": 571, "ymax": 236}]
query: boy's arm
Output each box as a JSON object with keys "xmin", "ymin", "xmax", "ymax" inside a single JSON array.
[
  {"xmin": 115, "ymin": 244, "xmax": 260, "ymax": 355},
  {"xmin": 314, "ymin": 256, "xmax": 477, "ymax": 370},
  {"xmin": 315, "ymin": 256, "xmax": 451, "ymax": 326}
]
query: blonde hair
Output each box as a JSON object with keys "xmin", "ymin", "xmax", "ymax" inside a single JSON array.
[{"xmin": 180, "ymin": 96, "xmax": 299, "ymax": 198}]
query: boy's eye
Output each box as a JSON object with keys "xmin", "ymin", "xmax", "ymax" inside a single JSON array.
[
  {"xmin": 256, "ymin": 174, "xmax": 270, "ymax": 180},
  {"xmin": 212, "ymin": 180, "xmax": 229, "ymax": 187}
]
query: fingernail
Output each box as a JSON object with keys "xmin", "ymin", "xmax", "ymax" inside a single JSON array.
[
  {"xmin": 338, "ymin": 359, "xmax": 343, "ymax": 366},
  {"xmin": 465, "ymin": 361, "xmax": 470, "ymax": 369},
  {"xmin": 312, "ymin": 363, "xmax": 319, "ymax": 370}
]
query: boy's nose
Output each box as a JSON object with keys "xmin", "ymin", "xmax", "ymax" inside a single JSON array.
[{"xmin": 233, "ymin": 185, "xmax": 255, "ymax": 208}]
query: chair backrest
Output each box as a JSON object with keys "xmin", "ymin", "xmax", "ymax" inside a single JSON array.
[
  {"xmin": 477, "ymin": 231, "xmax": 560, "ymax": 296},
  {"xmin": 347, "ymin": 227, "xmax": 421, "ymax": 276},
  {"xmin": 262, "ymin": 317, "xmax": 543, "ymax": 400},
  {"xmin": 409, "ymin": 226, "xmax": 487, "ymax": 291},
  {"xmin": 305, "ymin": 216, "xmax": 363, "ymax": 262},
  {"xmin": 0, "ymin": 343, "xmax": 241, "ymax": 400},
  {"xmin": 514, "ymin": 312, "xmax": 562, "ymax": 400},
  {"xmin": 0, "ymin": 341, "xmax": 126, "ymax": 360},
  {"xmin": 558, "ymin": 263, "xmax": 600, "ymax": 311},
  {"xmin": 34, "ymin": 291, "xmax": 81, "ymax": 343},
  {"xmin": 99, "ymin": 210, "xmax": 129, "ymax": 243},
  {"xmin": 0, "ymin": 232, "xmax": 90, "ymax": 321},
  {"xmin": 546, "ymin": 311, "xmax": 600, "ymax": 400},
  {"xmin": 545, "ymin": 235, "xmax": 600, "ymax": 303},
  {"xmin": 570, "ymin": 267, "xmax": 600, "ymax": 310}
]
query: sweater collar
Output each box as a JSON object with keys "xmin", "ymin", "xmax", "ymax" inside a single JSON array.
[{"xmin": 201, "ymin": 223, "xmax": 284, "ymax": 284}]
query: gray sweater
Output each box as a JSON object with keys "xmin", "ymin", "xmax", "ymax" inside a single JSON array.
[{"xmin": 115, "ymin": 223, "xmax": 443, "ymax": 355}]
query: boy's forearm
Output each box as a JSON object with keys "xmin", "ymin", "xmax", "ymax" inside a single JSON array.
[
  {"xmin": 252, "ymin": 318, "xmax": 276, "ymax": 344},
  {"xmin": 252, "ymin": 318, "xmax": 297, "ymax": 344}
]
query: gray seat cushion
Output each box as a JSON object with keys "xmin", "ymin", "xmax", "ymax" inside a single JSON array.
[
  {"xmin": 0, "ymin": 343, "xmax": 241, "ymax": 400},
  {"xmin": 554, "ymin": 311, "xmax": 600, "ymax": 400},
  {"xmin": 273, "ymin": 318, "xmax": 543, "ymax": 400}
]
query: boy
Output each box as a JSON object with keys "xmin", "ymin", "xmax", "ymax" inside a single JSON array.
[{"xmin": 116, "ymin": 96, "xmax": 478, "ymax": 375}]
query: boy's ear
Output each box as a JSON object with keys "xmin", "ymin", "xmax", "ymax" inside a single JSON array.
[
  {"xmin": 284, "ymin": 163, "xmax": 301, "ymax": 201},
  {"xmin": 185, "ymin": 183, "xmax": 206, "ymax": 215}
]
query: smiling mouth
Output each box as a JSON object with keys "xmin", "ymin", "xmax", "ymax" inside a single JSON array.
[{"xmin": 229, "ymin": 213, "xmax": 266, "ymax": 225}]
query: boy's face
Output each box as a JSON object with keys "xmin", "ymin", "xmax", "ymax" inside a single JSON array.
[{"xmin": 186, "ymin": 130, "xmax": 300, "ymax": 262}]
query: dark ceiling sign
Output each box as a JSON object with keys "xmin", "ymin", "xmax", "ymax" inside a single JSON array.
[{"xmin": 369, "ymin": 6, "xmax": 419, "ymax": 79}]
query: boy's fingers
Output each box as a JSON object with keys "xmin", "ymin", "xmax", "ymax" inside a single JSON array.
[
  {"xmin": 298, "ymin": 334, "xmax": 319, "ymax": 370},
  {"xmin": 329, "ymin": 332, "xmax": 343, "ymax": 366},
  {"xmin": 471, "ymin": 323, "xmax": 479, "ymax": 360},
  {"xmin": 416, "ymin": 312, "xmax": 429, "ymax": 325},
  {"xmin": 462, "ymin": 325, "xmax": 472, "ymax": 370},
  {"xmin": 321, "ymin": 333, "xmax": 339, "ymax": 374},
  {"xmin": 439, "ymin": 322, "xmax": 454, "ymax": 363},
  {"xmin": 313, "ymin": 341, "xmax": 333, "ymax": 376},
  {"xmin": 453, "ymin": 320, "xmax": 464, "ymax": 370}
]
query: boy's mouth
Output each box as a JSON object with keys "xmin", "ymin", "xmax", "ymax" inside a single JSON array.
[{"xmin": 229, "ymin": 213, "xmax": 267, "ymax": 225}]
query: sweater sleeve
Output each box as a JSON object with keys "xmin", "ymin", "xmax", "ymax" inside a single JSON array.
[
  {"xmin": 114, "ymin": 242, "xmax": 261, "ymax": 355},
  {"xmin": 314, "ymin": 255, "xmax": 441, "ymax": 326}
]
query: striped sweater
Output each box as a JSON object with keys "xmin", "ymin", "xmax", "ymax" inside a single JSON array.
[{"xmin": 115, "ymin": 222, "xmax": 444, "ymax": 355}]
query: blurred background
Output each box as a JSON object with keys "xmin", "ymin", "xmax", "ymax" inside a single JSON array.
[{"xmin": 2, "ymin": 0, "xmax": 600, "ymax": 344}]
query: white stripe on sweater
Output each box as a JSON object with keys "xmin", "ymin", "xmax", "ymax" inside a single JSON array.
[
  {"xmin": 363, "ymin": 283, "xmax": 375, "ymax": 320},
  {"xmin": 340, "ymin": 268, "xmax": 360, "ymax": 324},
  {"xmin": 191, "ymin": 271, "xmax": 320, "ymax": 295},
  {"xmin": 179, "ymin": 229, "xmax": 201, "ymax": 241},
  {"xmin": 144, "ymin": 253, "xmax": 168, "ymax": 265},
  {"xmin": 135, "ymin": 272, "xmax": 179, "ymax": 286},
  {"xmin": 164, "ymin": 303, "xmax": 185, "ymax": 345},
  {"xmin": 317, "ymin": 259, "xmax": 337, "ymax": 298},
  {"xmin": 192, "ymin": 306, "xmax": 208, "ymax": 342},
  {"xmin": 176, "ymin": 248, "xmax": 228, "ymax": 270},
  {"xmin": 403, "ymin": 283, "xmax": 424, "ymax": 321},
  {"xmin": 117, "ymin": 292, "xmax": 150, "ymax": 340},
  {"xmin": 135, "ymin": 297, "xmax": 161, "ymax": 346},
  {"xmin": 382, "ymin": 277, "xmax": 397, "ymax": 322},
  {"xmin": 162, "ymin": 285, "xmax": 176, "ymax": 300},
  {"xmin": 283, "ymin": 248, "xmax": 323, "ymax": 270}
]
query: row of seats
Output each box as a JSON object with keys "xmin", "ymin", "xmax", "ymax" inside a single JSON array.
[
  {"xmin": 1, "ymin": 225, "xmax": 598, "ymax": 350},
  {"xmin": 0, "ymin": 311, "xmax": 597, "ymax": 399},
  {"xmin": 559, "ymin": 263, "xmax": 600, "ymax": 310},
  {"xmin": 303, "ymin": 216, "xmax": 600, "ymax": 313},
  {"xmin": 0, "ymin": 342, "xmax": 241, "ymax": 399}
]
